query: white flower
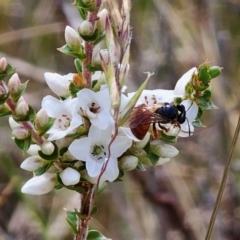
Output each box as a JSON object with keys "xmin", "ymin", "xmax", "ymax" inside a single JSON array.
[
  {"xmin": 42, "ymin": 96, "xmax": 82, "ymax": 141},
  {"xmin": 69, "ymin": 125, "xmax": 132, "ymax": 182},
  {"xmin": 174, "ymin": 67, "xmax": 197, "ymax": 97},
  {"xmin": 77, "ymin": 88, "xmax": 113, "ymax": 130},
  {"xmin": 44, "ymin": 72, "xmax": 73, "ymax": 98},
  {"xmin": 59, "ymin": 167, "xmax": 80, "ymax": 186},
  {"xmin": 128, "ymin": 89, "xmax": 175, "ymax": 107},
  {"xmin": 178, "ymin": 99, "xmax": 198, "ymax": 137},
  {"xmin": 21, "ymin": 173, "xmax": 56, "ymax": 195}
]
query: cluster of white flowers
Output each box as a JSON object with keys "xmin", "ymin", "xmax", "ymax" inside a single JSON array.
[
  {"xmin": 19, "ymin": 64, "xmax": 199, "ymax": 195},
  {"xmin": 0, "ymin": 2, "xmax": 220, "ymax": 198}
]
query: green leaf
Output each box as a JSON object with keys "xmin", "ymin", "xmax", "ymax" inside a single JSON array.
[
  {"xmin": 136, "ymin": 162, "xmax": 146, "ymax": 171},
  {"xmin": 78, "ymin": 7, "xmax": 88, "ymax": 20},
  {"xmin": 91, "ymin": 205, "xmax": 98, "ymax": 216},
  {"xmin": 198, "ymin": 99, "xmax": 218, "ymax": 110},
  {"xmin": 0, "ymin": 64, "xmax": 15, "ymax": 80},
  {"xmin": 0, "ymin": 104, "xmax": 12, "ymax": 116},
  {"xmin": 66, "ymin": 210, "xmax": 78, "ymax": 234},
  {"xmin": 118, "ymin": 72, "xmax": 153, "ymax": 126},
  {"xmin": 86, "ymin": 65, "xmax": 103, "ymax": 72},
  {"xmin": 148, "ymin": 152, "xmax": 159, "ymax": 166},
  {"xmin": 14, "ymin": 137, "xmax": 32, "ymax": 152},
  {"xmin": 38, "ymin": 143, "xmax": 58, "ymax": 161},
  {"xmin": 0, "ymin": 93, "xmax": 9, "ymax": 104},
  {"xmin": 57, "ymin": 44, "xmax": 86, "ymax": 59},
  {"xmin": 87, "ymin": 230, "xmax": 110, "ymax": 240},
  {"xmin": 34, "ymin": 162, "xmax": 53, "ymax": 176},
  {"xmin": 143, "ymin": 141, "xmax": 151, "ymax": 155},
  {"xmin": 98, "ymin": 182, "xmax": 107, "ymax": 194},
  {"xmin": 37, "ymin": 117, "xmax": 55, "ymax": 136},
  {"xmin": 80, "ymin": 29, "xmax": 100, "ymax": 43},
  {"xmin": 160, "ymin": 133, "xmax": 177, "ymax": 143},
  {"xmin": 192, "ymin": 119, "xmax": 206, "ymax": 128},
  {"xmin": 10, "ymin": 81, "xmax": 29, "ymax": 103},
  {"xmin": 74, "ymin": 58, "xmax": 82, "ymax": 73}
]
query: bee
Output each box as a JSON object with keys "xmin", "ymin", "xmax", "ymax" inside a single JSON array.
[{"xmin": 129, "ymin": 102, "xmax": 189, "ymax": 140}]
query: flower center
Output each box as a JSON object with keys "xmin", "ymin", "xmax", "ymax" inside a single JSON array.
[
  {"xmin": 89, "ymin": 102, "xmax": 100, "ymax": 114},
  {"xmin": 91, "ymin": 144, "xmax": 107, "ymax": 161},
  {"xmin": 57, "ymin": 113, "xmax": 71, "ymax": 130}
]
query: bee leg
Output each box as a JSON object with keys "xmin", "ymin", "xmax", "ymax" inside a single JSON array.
[{"xmin": 157, "ymin": 123, "xmax": 168, "ymax": 131}]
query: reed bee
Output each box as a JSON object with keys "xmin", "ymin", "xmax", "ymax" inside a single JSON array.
[{"xmin": 129, "ymin": 102, "xmax": 189, "ymax": 140}]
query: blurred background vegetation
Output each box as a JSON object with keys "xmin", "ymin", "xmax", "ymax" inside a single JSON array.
[{"xmin": 0, "ymin": 0, "xmax": 240, "ymax": 239}]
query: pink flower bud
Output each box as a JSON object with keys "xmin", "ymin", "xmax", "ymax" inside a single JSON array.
[
  {"xmin": 99, "ymin": 49, "xmax": 109, "ymax": 64},
  {"xmin": 41, "ymin": 141, "xmax": 55, "ymax": 155},
  {"xmin": 97, "ymin": 9, "xmax": 108, "ymax": 32},
  {"xmin": 79, "ymin": 20, "xmax": 94, "ymax": 36},
  {"xmin": 20, "ymin": 156, "xmax": 45, "ymax": 171},
  {"xmin": 12, "ymin": 126, "xmax": 30, "ymax": 139},
  {"xmin": 59, "ymin": 167, "xmax": 80, "ymax": 186},
  {"xmin": 35, "ymin": 108, "xmax": 49, "ymax": 128},
  {"xmin": 0, "ymin": 57, "xmax": 7, "ymax": 72},
  {"xmin": 8, "ymin": 73, "xmax": 21, "ymax": 94},
  {"xmin": 65, "ymin": 26, "xmax": 81, "ymax": 50},
  {"xmin": 21, "ymin": 173, "xmax": 56, "ymax": 195},
  {"xmin": 15, "ymin": 98, "xmax": 29, "ymax": 117},
  {"xmin": 0, "ymin": 85, "xmax": 7, "ymax": 98}
]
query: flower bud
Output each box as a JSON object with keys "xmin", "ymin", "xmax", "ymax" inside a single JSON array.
[
  {"xmin": 20, "ymin": 155, "xmax": 46, "ymax": 171},
  {"xmin": 12, "ymin": 126, "xmax": 30, "ymax": 139},
  {"xmin": 0, "ymin": 57, "xmax": 7, "ymax": 72},
  {"xmin": 8, "ymin": 73, "xmax": 21, "ymax": 94},
  {"xmin": 41, "ymin": 141, "xmax": 55, "ymax": 155},
  {"xmin": 198, "ymin": 65, "xmax": 211, "ymax": 85},
  {"xmin": 65, "ymin": 26, "xmax": 82, "ymax": 50},
  {"xmin": 209, "ymin": 66, "xmax": 222, "ymax": 79},
  {"xmin": 119, "ymin": 155, "xmax": 138, "ymax": 171},
  {"xmin": 59, "ymin": 167, "xmax": 80, "ymax": 186},
  {"xmin": 79, "ymin": 20, "xmax": 94, "ymax": 36},
  {"xmin": 35, "ymin": 108, "xmax": 49, "ymax": 128},
  {"xmin": 21, "ymin": 173, "xmax": 56, "ymax": 195},
  {"xmin": 73, "ymin": 73, "xmax": 87, "ymax": 88},
  {"xmin": 99, "ymin": 49, "xmax": 109, "ymax": 64},
  {"xmin": 27, "ymin": 144, "xmax": 41, "ymax": 155},
  {"xmin": 0, "ymin": 85, "xmax": 8, "ymax": 98},
  {"xmin": 151, "ymin": 141, "xmax": 179, "ymax": 158},
  {"xmin": 97, "ymin": 9, "xmax": 108, "ymax": 32},
  {"xmin": 15, "ymin": 98, "xmax": 29, "ymax": 117}
]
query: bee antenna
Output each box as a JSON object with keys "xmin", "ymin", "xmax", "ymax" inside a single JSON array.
[
  {"xmin": 187, "ymin": 118, "xmax": 191, "ymax": 136},
  {"xmin": 186, "ymin": 101, "xmax": 193, "ymax": 112}
]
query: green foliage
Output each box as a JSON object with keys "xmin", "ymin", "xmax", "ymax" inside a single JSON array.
[
  {"xmin": 34, "ymin": 162, "xmax": 53, "ymax": 176},
  {"xmin": 14, "ymin": 136, "xmax": 32, "ymax": 152},
  {"xmin": 10, "ymin": 81, "xmax": 29, "ymax": 103},
  {"xmin": 0, "ymin": 64, "xmax": 15, "ymax": 80},
  {"xmin": 66, "ymin": 210, "xmax": 78, "ymax": 234},
  {"xmin": 57, "ymin": 44, "xmax": 86, "ymax": 59},
  {"xmin": 36, "ymin": 117, "xmax": 55, "ymax": 136},
  {"xmin": 87, "ymin": 230, "xmax": 109, "ymax": 240}
]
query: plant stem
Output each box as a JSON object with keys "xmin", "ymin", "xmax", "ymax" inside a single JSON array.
[
  {"xmin": 75, "ymin": 183, "xmax": 95, "ymax": 240},
  {"xmin": 205, "ymin": 113, "xmax": 240, "ymax": 240}
]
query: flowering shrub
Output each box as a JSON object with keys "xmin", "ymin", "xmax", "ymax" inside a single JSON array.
[{"xmin": 0, "ymin": 0, "xmax": 222, "ymax": 239}]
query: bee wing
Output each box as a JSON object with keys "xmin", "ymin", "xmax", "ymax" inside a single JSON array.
[
  {"xmin": 129, "ymin": 104, "xmax": 153, "ymax": 128},
  {"xmin": 129, "ymin": 104, "xmax": 167, "ymax": 128}
]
